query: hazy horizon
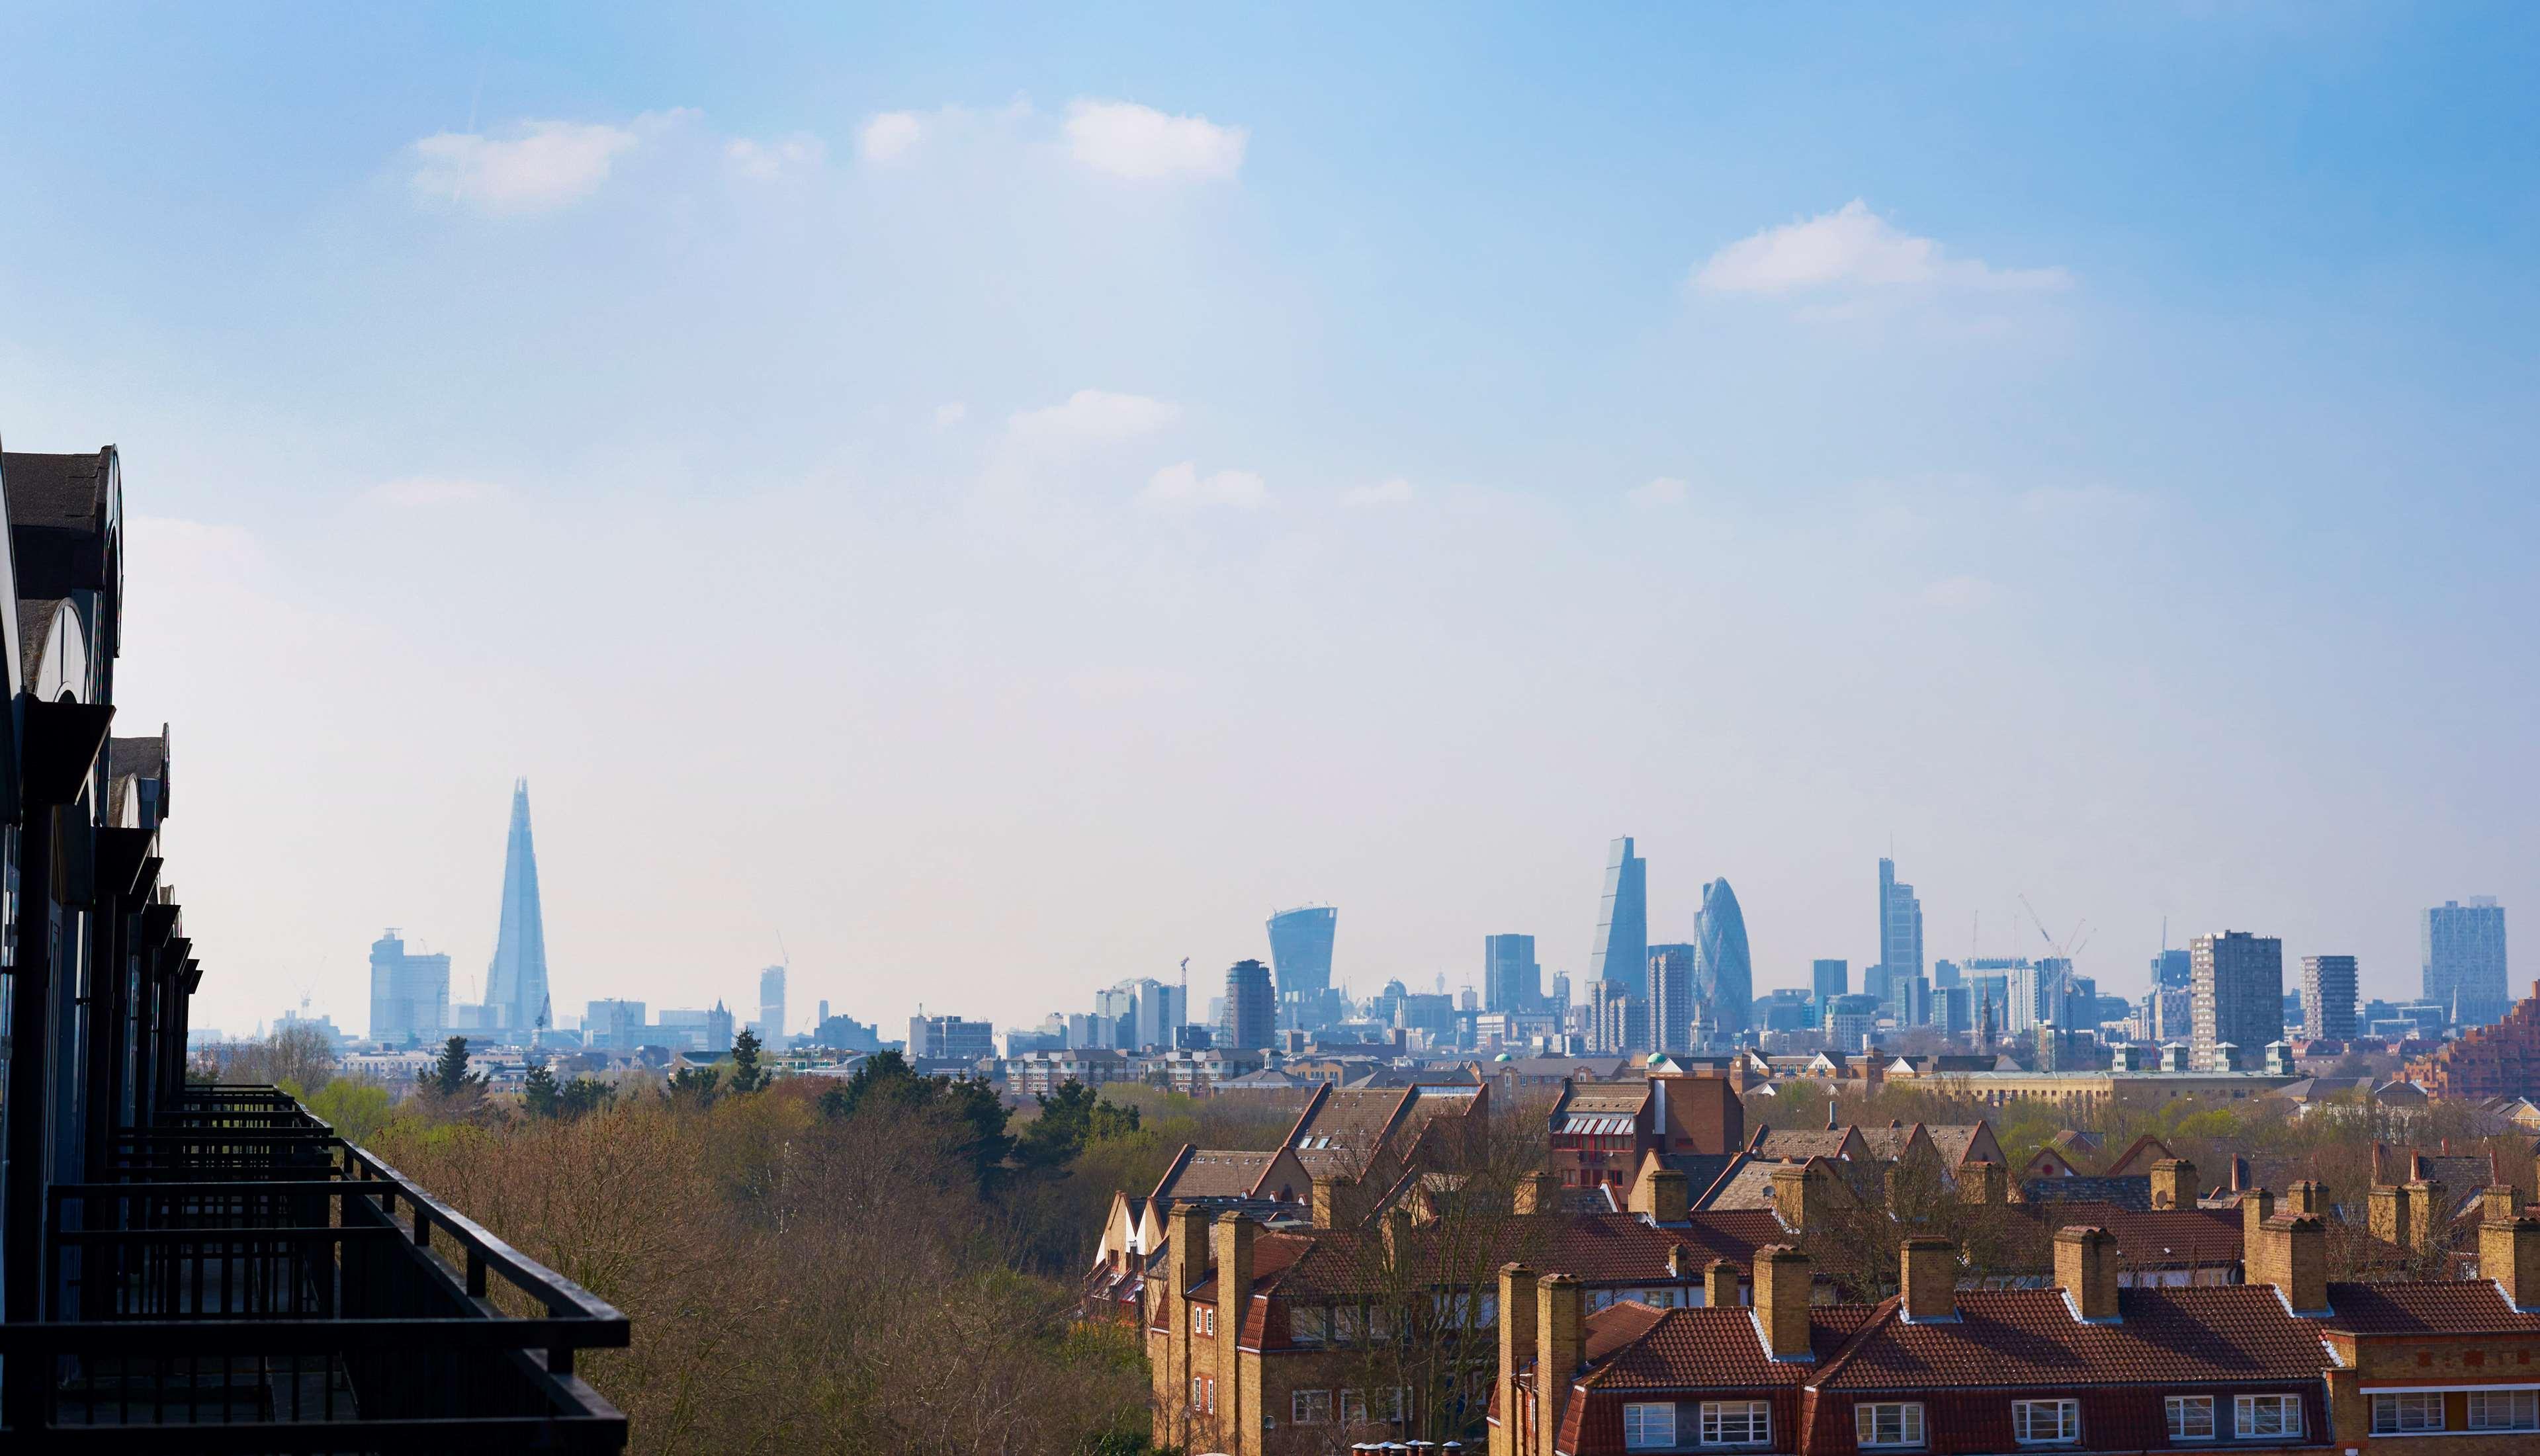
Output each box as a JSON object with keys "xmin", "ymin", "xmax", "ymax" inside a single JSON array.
[{"xmin": 3, "ymin": 6, "xmax": 2531, "ymax": 1035}]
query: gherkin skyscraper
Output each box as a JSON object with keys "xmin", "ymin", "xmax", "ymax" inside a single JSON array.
[{"xmin": 483, "ymin": 779, "xmax": 552, "ymax": 1034}]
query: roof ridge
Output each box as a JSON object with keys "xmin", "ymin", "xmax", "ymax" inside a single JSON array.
[{"xmin": 1806, "ymin": 1295, "xmax": 1902, "ymax": 1385}]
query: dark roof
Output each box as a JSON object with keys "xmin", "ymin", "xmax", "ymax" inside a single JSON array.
[
  {"xmin": 1756, "ymin": 1129, "xmax": 1858, "ymax": 1161},
  {"xmin": 2021, "ymin": 1174, "xmax": 2152, "ymax": 1211},
  {"xmin": 1812, "ymin": 1286, "xmax": 2337, "ymax": 1391},
  {"xmin": 1, "ymin": 450, "xmax": 111, "ymax": 529},
  {"xmin": 2011, "ymin": 1203, "xmax": 2245, "ymax": 1271},
  {"xmin": 2315, "ymin": 1280, "xmax": 2540, "ymax": 1336},
  {"xmin": 18, "ymin": 597, "xmax": 62, "ymax": 684},
  {"xmin": 109, "ymin": 734, "xmax": 168, "ymax": 782},
  {"xmin": 1154, "ymin": 1147, "xmax": 1278, "ymax": 1201},
  {"xmin": 1701, "ymin": 1160, "xmax": 1784, "ymax": 1212},
  {"xmin": 1579, "ymin": 1303, "xmax": 1877, "ymax": 1391}
]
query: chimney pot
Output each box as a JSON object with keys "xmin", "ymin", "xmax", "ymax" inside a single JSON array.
[{"xmin": 2056, "ymin": 1226, "xmax": 2121, "ymax": 1322}]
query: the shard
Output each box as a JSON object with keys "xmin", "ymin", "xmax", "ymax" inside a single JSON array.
[{"xmin": 484, "ymin": 779, "xmax": 552, "ymax": 1033}]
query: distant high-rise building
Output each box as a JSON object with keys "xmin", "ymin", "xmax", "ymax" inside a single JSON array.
[
  {"xmin": 367, "ymin": 929, "xmax": 450, "ymax": 1047},
  {"xmin": 755, "ymin": 964, "xmax": 786, "ymax": 1046},
  {"xmin": 1931, "ymin": 959, "xmax": 1962, "ymax": 989},
  {"xmin": 482, "ymin": 780, "xmax": 552, "ymax": 1035},
  {"xmin": 2302, "ymin": 955, "xmax": 2359, "ymax": 1042},
  {"xmin": 1587, "ymin": 978, "xmax": 1648, "ymax": 1055},
  {"xmin": 908, "ymin": 1014, "xmax": 994, "ymax": 1063},
  {"xmin": 1649, "ymin": 943, "xmax": 1698, "ymax": 1053},
  {"xmin": 1266, "ymin": 906, "xmax": 1337, "ymax": 1028},
  {"xmin": 1812, "ymin": 959, "xmax": 1848, "ymax": 1002},
  {"xmin": 2192, "ymin": 930, "xmax": 2283, "ymax": 1071},
  {"xmin": 1221, "ymin": 959, "xmax": 1275, "ymax": 1051},
  {"xmin": 1695, "ymin": 878, "xmax": 1753, "ymax": 1034},
  {"xmin": 1589, "ymin": 837, "xmax": 1649, "ymax": 999},
  {"xmin": 2150, "ymin": 948, "xmax": 2191, "ymax": 991},
  {"xmin": 2424, "ymin": 899, "xmax": 2508, "ymax": 1027},
  {"xmin": 1483, "ymin": 934, "xmax": 1541, "ymax": 1013},
  {"xmin": 584, "ymin": 998, "xmax": 646, "ymax": 1052},
  {"xmin": 1876, "ymin": 857, "xmax": 1923, "ymax": 1013}
]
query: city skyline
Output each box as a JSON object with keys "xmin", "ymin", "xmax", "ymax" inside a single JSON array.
[{"xmin": 23, "ymin": 9, "xmax": 2529, "ymax": 1036}]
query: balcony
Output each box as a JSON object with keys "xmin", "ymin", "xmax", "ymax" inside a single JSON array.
[{"xmin": 0, "ymin": 1084, "xmax": 629, "ymax": 1453}]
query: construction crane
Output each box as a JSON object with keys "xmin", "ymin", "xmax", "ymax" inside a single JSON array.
[{"xmin": 2017, "ymin": 894, "xmax": 2091, "ymax": 1018}]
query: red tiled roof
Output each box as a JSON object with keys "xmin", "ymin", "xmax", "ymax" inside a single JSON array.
[
  {"xmin": 2316, "ymin": 1280, "xmax": 2540, "ymax": 1336},
  {"xmin": 1811, "ymin": 1287, "xmax": 2334, "ymax": 1391},
  {"xmin": 1581, "ymin": 1304, "xmax": 1877, "ymax": 1391},
  {"xmin": 2013, "ymin": 1203, "xmax": 2245, "ymax": 1271}
]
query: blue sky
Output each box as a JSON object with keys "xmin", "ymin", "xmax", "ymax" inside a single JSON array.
[{"xmin": 3, "ymin": 4, "xmax": 2532, "ymax": 1033}]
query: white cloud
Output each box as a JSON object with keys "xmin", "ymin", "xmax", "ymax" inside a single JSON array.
[
  {"xmin": 1142, "ymin": 461, "xmax": 1266, "ymax": 510},
  {"xmin": 1626, "ymin": 476, "xmax": 1689, "ymax": 507},
  {"xmin": 410, "ymin": 119, "xmax": 651, "ymax": 214},
  {"xmin": 364, "ymin": 477, "xmax": 507, "ymax": 507},
  {"xmin": 1064, "ymin": 99, "xmax": 1247, "ymax": 181},
  {"xmin": 1340, "ymin": 477, "xmax": 1416, "ymax": 508},
  {"xmin": 857, "ymin": 111, "xmax": 926, "ymax": 163},
  {"xmin": 727, "ymin": 133, "xmax": 826, "ymax": 179},
  {"xmin": 932, "ymin": 402, "xmax": 969, "ymax": 429},
  {"xmin": 1006, "ymin": 390, "xmax": 1180, "ymax": 444},
  {"xmin": 1919, "ymin": 574, "xmax": 2003, "ymax": 609},
  {"xmin": 1693, "ymin": 200, "xmax": 2071, "ymax": 296}
]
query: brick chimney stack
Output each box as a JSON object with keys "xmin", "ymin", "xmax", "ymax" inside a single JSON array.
[
  {"xmin": 1753, "ymin": 1245, "xmax": 1815, "ymax": 1361},
  {"xmin": 1495, "ymin": 1263, "xmax": 1538, "ymax": 1456},
  {"xmin": 2056, "ymin": 1226, "xmax": 2120, "ymax": 1322},
  {"xmin": 2482, "ymin": 1217, "xmax": 2540, "ymax": 1313},
  {"xmin": 2242, "ymin": 1186, "xmax": 2275, "ymax": 1250},
  {"xmin": 1536, "ymin": 1273, "xmax": 1586, "ymax": 1456},
  {"xmin": 1704, "ymin": 1258, "xmax": 1739, "ymax": 1309},
  {"xmin": 2150, "ymin": 1158, "xmax": 2197, "ymax": 1211},
  {"xmin": 1959, "ymin": 1159, "xmax": 2007, "ymax": 1206},
  {"xmin": 2261, "ymin": 1214, "xmax": 2329, "ymax": 1316},
  {"xmin": 2285, "ymin": 1179, "xmax": 2327, "ymax": 1217},
  {"xmin": 2483, "ymin": 1185, "xmax": 2521, "ymax": 1226},
  {"xmin": 1513, "ymin": 1170, "xmax": 1561, "ymax": 1215},
  {"xmin": 1633, "ymin": 1166, "xmax": 1690, "ymax": 1224},
  {"xmin": 1311, "ymin": 1174, "xmax": 1343, "ymax": 1228},
  {"xmin": 1900, "ymin": 1236, "xmax": 1958, "ymax": 1322}
]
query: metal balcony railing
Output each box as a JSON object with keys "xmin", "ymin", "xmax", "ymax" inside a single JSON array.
[{"xmin": 0, "ymin": 1084, "xmax": 630, "ymax": 1453}]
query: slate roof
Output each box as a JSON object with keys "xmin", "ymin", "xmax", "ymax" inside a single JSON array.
[
  {"xmin": 2021, "ymin": 1174, "xmax": 2153, "ymax": 1211},
  {"xmin": 1, "ymin": 450, "xmax": 111, "ymax": 527},
  {"xmin": 1924, "ymin": 1123, "xmax": 1994, "ymax": 1166},
  {"xmin": 1755, "ymin": 1129, "xmax": 1857, "ymax": 1161},
  {"xmin": 1812, "ymin": 1286, "xmax": 2337, "ymax": 1391},
  {"xmin": 1154, "ymin": 1147, "xmax": 1278, "ymax": 1201},
  {"xmin": 2314, "ymin": 1280, "xmax": 2540, "ymax": 1336},
  {"xmin": 1700, "ymin": 1160, "xmax": 1784, "ymax": 1212}
]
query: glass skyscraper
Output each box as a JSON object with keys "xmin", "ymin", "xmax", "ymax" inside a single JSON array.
[
  {"xmin": 1589, "ymin": 837, "xmax": 1649, "ymax": 999},
  {"xmin": 1874, "ymin": 857, "xmax": 1923, "ymax": 1011},
  {"xmin": 2424, "ymin": 898, "xmax": 2508, "ymax": 1026},
  {"xmin": 1221, "ymin": 959, "xmax": 1276, "ymax": 1051},
  {"xmin": 482, "ymin": 780, "xmax": 552, "ymax": 1034},
  {"xmin": 1483, "ymin": 933, "xmax": 1540, "ymax": 1012},
  {"xmin": 1696, "ymin": 877, "xmax": 1753, "ymax": 1033},
  {"xmin": 1266, "ymin": 905, "xmax": 1337, "ymax": 1027}
]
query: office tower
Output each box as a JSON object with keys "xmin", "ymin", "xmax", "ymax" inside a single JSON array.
[
  {"xmin": 1550, "ymin": 970, "xmax": 1572, "ymax": 1009},
  {"xmin": 1221, "ymin": 959, "xmax": 1275, "ymax": 1051},
  {"xmin": 367, "ymin": 929, "xmax": 451, "ymax": 1047},
  {"xmin": 2192, "ymin": 930, "xmax": 2284, "ymax": 1071},
  {"xmin": 1649, "ymin": 943, "xmax": 1698, "ymax": 1052},
  {"xmin": 1932, "ymin": 959, "xmax": 1962, "ymax": 989},
  {"xmin": 2003, "ymin": 964, "xmax": 2041, "ymax": 1035},
  {"xmin": 908, "ymin": 1015, "xmax": 994, "ymax": 1062},
  {"xmin": 755, "ymin": 964, "xmax": 786, "ymax": 1046},
  {"xmin": 1091, "ymin": 984, "xmax": 1139, "ymax": 1049},
  {"xmin": 1812, "ymin": 959, "xmax": 1847, "ymax": 1002},
  {"xmin": 2302, "ymin": 955, "xmax": 2359, "ymax": 1042},
  {"xmin": 1695, "ymin": 878, "xmax": 1753, "ymax": 1033},
  {"xmin": 1876, "ymin": 857, "xmax": 1923, "ymax": 1013},
  {"xmin": 584, "ymin": 998, "xmax": 646, "ymax": 1052},
  {"xmin": 1266, "ymin": 906, "xmax": 1338, "ymax": 1028},
  {"xmin": 2150, "ymin": 948, "xmax": 2191, "ymax": 991},
  {"xmin": 482, "ymin": 780, "xmax": 552, "ymax": 1035},
  {"xmin": 1587, "ymin": 837, "xmax": 1650, "ymax": 999},
  {"xmin": 1936, "ymin": 984, "xmax": 1972, "ymax": 1037},
  {"xmin": 1587, "ymin": 978, "xmax": 1647, "ymax": 1054},
  {"xmin": 2424, "ymin": 898, "xmax": 2508, "ymax": 1027},
  {"xmin": 1483, "ymin": 934, "xmax": 1541, "ymax": 1013}
]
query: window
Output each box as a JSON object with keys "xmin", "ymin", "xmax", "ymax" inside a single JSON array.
[
  {"xmin": 2165, "ymin": 1396, "xmax": 2214, "ymax": 1441},
  {"xmin": 1624, "ymin": 1402, "xmax": 1679, "ymax": 1449},
  {"xmin": 1700, "ymin": 1399, "xmax": 1770, "ymax": 1446},
  {"xmin": 1190, "ymin": 1377, "xmax": 1202, "ymax": 1411},
  {"xmin": 1291, "ymin": 1305, "xmax": 1329, "ymax": 1346},
  {"xmin": 2234, "ymin": 1394, "xmax": 2299, "ymax": 1439},
  {"xmin": 2372, "ymin": 1392, "xmax": 2441, "ymax": 1434},
  {"xmin": 1856, "ymin": 1402, "xmax": 1926, "ymax": 1448},
  {"xmin": 1292, "ymin": 1389, "xmax": 1333, "ymax": 1425},
  {"xmin": 1191, "ymin": 1305, "xmax": 1213, "ymax": 1338},
  {"xmin": 2013, "ymin": 1398, "xmax": 2080, "ymax": 1445},
  {"xmin": 1340, "ymin": 1389, "xmax": 1366, "ymax": 1426},
  {"xmin": 2469, "ymin": 1390, "xmax": 2540, "ymax": 1431}
]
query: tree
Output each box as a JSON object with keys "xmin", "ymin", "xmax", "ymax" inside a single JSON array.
[
  {"xmin": 523, "ymin": 1063, "xmax": 561, "ymax": 1119},
  {"xmin": 664, "ymin": 1064, "xmax": 722, "ymax": 1108},
  {"xmin": 424, "ymin": 1036, "xmax": 486, "ymax": 1099},
  {"xmin": 818, "ymin": 1050, "xmax": 1014, "ymax": 1191},
  {"xmin": 728, "ymin": 1029, "xmax": 770, "ymax": 1094},
  {"xmin": 560, "ymin": 1076, "xmax": 617, "ymax": 1119},
  {"xmin": 1017, "ymin": 1080, "xmax": 1141, "ymax": 1171}
]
